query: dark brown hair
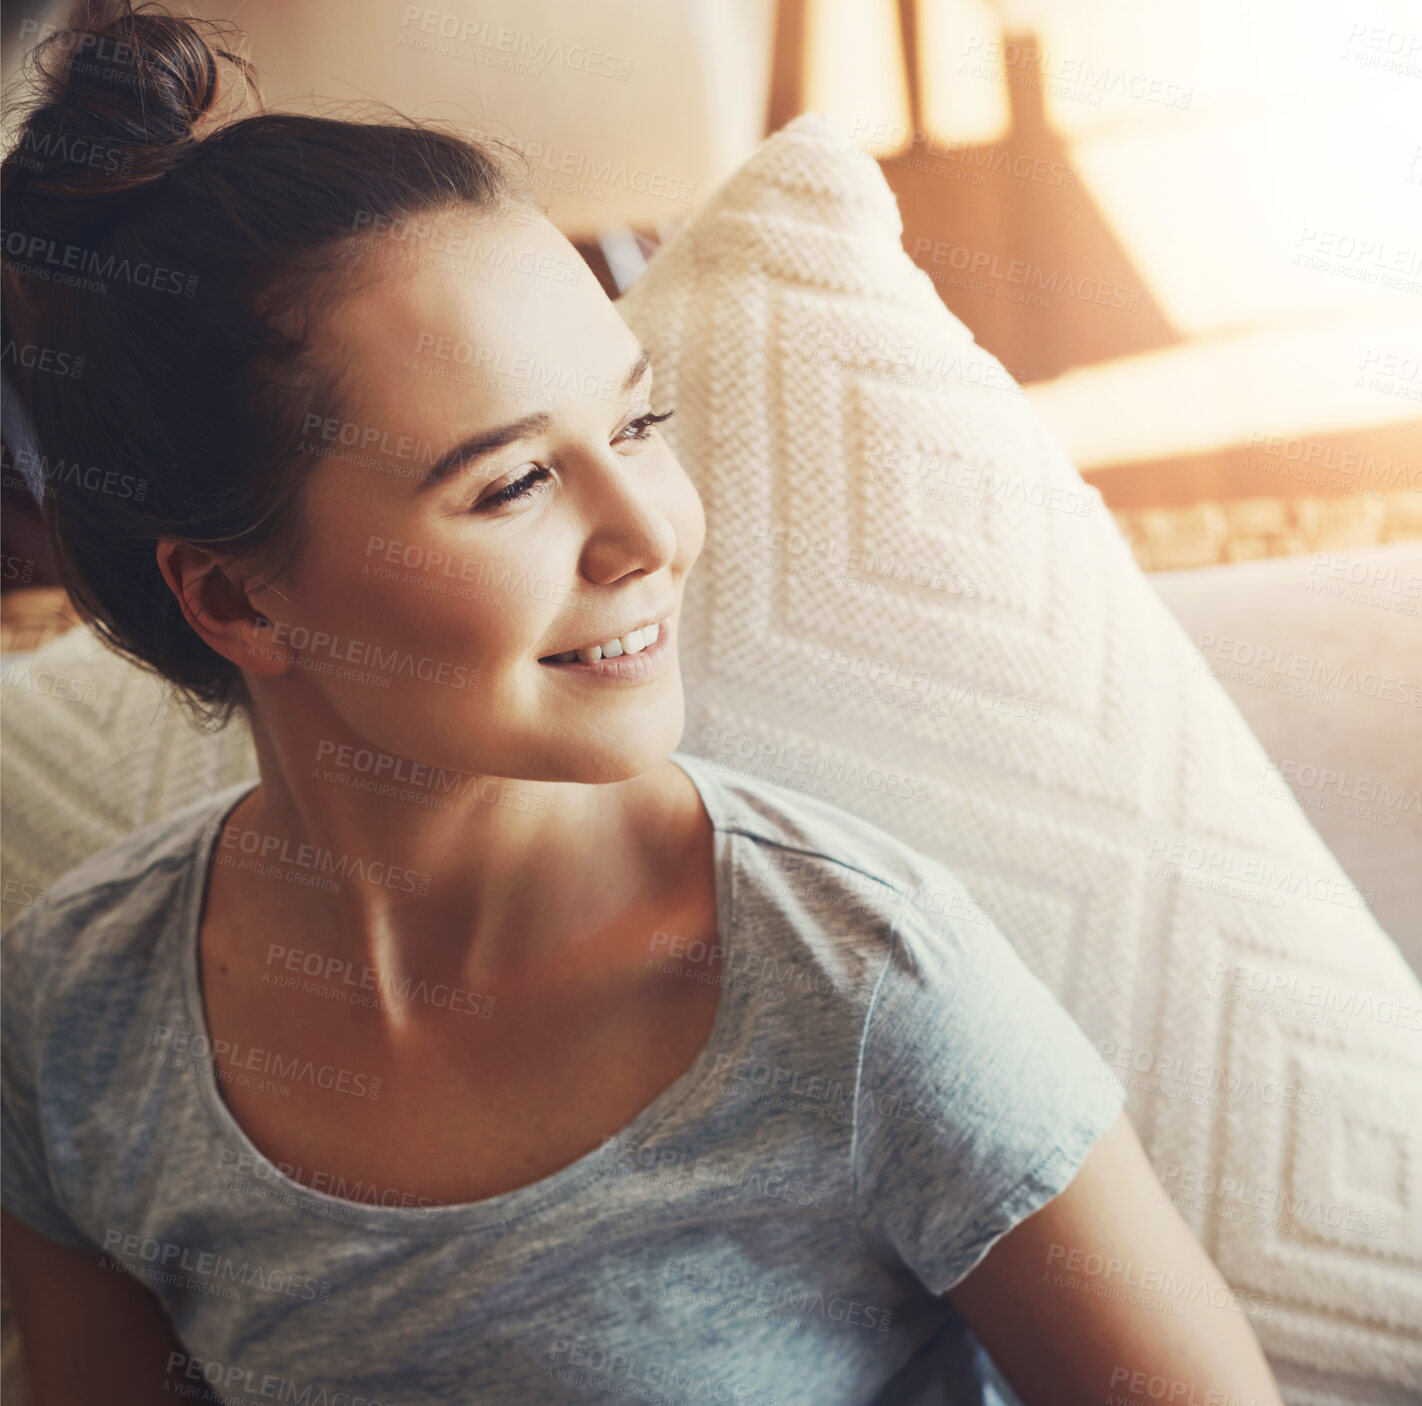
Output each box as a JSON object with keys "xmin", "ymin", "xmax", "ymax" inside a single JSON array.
[{"xmin": 1, "ymin": 0, "xmax": 533, "ymax": 725}]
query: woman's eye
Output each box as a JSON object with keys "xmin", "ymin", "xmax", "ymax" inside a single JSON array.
[
  {"xmin": 617, "ymin": 407, "xmax": 675, "ymax": 444},
  {"xmin": 471, "ymin": 409, "xmax": 674, "ymax": 513},
  {"xmin": 474, "ymin": 465, "xmax": 551, "ymax": 512}
]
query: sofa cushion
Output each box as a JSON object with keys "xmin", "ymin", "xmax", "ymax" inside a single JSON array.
[{"xmin": 1150, "ymin": 543, "xmax": 1422, "ymax": 977}]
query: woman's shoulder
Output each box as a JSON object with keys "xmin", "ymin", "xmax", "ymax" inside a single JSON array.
[
  {"xmin": 2, "ymin": 781, "xmax": 248, "ymax": 1001},
  {"xmin": 672, "ymin": 748, "xmax": 994, "ymax": 937}
]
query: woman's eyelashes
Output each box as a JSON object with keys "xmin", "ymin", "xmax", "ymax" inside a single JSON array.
[
  {"xmin": 617, "ymin": 407, "xmax": 675, "ymax": 443},
  {"xmin": 471, "ymin": 407, "xmax": 675, "ymax": 512},
  {"xmin": 479, "ymin": 464, "xmax": 551, "ymax": 510}
]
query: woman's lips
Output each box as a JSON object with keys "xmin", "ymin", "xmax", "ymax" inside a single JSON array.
[
  {"xmin": 538, "ymin": 608, "xmax": 673, "ymax": 664},
  {"xmin": 537, "ymin": 614, "xmax": 675, "ymax": 681}
]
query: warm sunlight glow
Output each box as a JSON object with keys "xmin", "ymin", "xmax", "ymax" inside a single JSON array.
[
  {"xmin": 998, "ymin": 0, "xmax": 1422, "ymax": 337},
  {"xmin": 1068, "ymin": 96, "xmax": 1422, "ymax": 337},
  {"xmin": 1025, "ymin": 309, "xmax": 1422, "ymax": 472},
  {"xmin": 805, "ymin": 0, "xmax": 913, "ymax": 158},
  {"xmin": 918, "ymin": 0, "xmax": 1012, "ymax": 146}
]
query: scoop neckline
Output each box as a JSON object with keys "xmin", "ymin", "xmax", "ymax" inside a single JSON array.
[{"xmin": 178, "ymin": 749, "xmax": 743, "ymax": 1235}]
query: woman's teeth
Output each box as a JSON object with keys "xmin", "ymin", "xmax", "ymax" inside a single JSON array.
[{"xmin": 549, "ymin": 619, "xmax": 660, "ymax": 664}]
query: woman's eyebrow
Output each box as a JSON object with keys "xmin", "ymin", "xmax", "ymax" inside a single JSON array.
[
  {"xmin": 418, "ymin": 347, "xmax": 653, "ymax": 491},
  {"xmin": 420, "ymin": 410, "xmax": 554, "ymax": 490},
  {"xmin": 623, "ymin": 348, "xmax": 651, "ymax": 392}
]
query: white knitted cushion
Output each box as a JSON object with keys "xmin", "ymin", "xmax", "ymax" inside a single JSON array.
[
  {"xmin": 1, "ymin": 627, "xmax": 258, "ymax": 910},
  {"xmin": 3, "ymin": 111, "xmax": 1419, "ymax": 1403},
  {"xmin": 614, "ymin": 113, "xmax": 1422, "ymax": 1403}
]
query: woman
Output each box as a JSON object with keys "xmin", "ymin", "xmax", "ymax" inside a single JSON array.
[{"xmin": 0, "ymin": 4, "xmax": 1285, "ymax": 1403}]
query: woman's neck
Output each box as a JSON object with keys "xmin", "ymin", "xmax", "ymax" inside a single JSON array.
[{"xmin": 215, "ymin": 697, "xmax": 693, "ymax": 1016}]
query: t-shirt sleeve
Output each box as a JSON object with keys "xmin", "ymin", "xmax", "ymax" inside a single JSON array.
[
  {"xmin": 851, "ymin": 864, "xmax": 1126, "ymax": 1295},
  {"xmin": 2, "ymin": 907, "xmax": 97, "ymax": 1253}
]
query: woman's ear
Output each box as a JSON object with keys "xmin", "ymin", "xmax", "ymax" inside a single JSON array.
[{"xmin": 154, "ymin": 540, "xmax": 295, "ymax": 678}]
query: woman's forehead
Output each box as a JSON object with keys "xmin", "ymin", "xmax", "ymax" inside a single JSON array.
[{"xmin": 328, "ymin": 207, "xmax": 631, "ymax": 415}]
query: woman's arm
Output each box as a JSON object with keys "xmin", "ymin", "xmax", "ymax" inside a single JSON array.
[
  {"xmin": 2, "ymin": 1208, "xmax": 208, "ymax": 1405},
  {"xmin": 945, "ymin": 1111, "xmax": 1285, "ymax": 1406}
]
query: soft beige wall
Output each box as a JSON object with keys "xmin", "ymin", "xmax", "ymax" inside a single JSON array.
[{"xmin": 210, "ymin": 0, "xmax": 778, "ymax": 236}]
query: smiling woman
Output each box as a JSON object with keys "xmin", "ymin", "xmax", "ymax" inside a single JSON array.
[{"xmin": 0, "ymin": 5, "xmax": 1286, "ymax": 1406}]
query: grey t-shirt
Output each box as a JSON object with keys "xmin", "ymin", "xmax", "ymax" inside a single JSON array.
[{"xmin": 2, "ymin": 749, "xmax": 1124, "ymax": 1404}]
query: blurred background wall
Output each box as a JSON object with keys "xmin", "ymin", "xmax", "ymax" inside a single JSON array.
[{"xmin": 3, "ymin": 0, "xmax": 1418, "ymax": 580}]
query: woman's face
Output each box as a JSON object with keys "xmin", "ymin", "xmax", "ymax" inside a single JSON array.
[{"xmin": 251, "ymin": 203, "xmax": 704, "ymax": 784}]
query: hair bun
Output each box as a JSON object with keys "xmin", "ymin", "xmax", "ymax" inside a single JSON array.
[{"xmin": 3, "ymin": 1, "xmax": 254, "ymax": 209}]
